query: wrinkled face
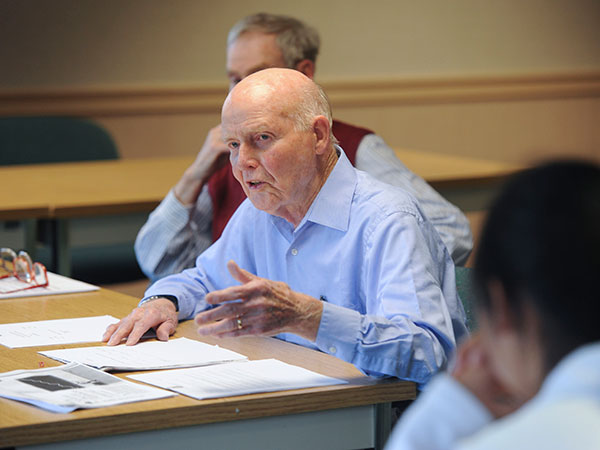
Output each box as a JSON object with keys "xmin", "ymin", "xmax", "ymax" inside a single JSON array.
[
  {"xmin": 226, "ymin": 32, "xmax": 287, "ymax": 91},
  {"xmin": 221, "ymin": 92, "xmax": 319, "ymax": 225}
]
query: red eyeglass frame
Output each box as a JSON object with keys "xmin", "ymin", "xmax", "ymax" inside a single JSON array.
[{"xmin": 0, "ymin": 249, "xmax": 49, "ymax": 294}]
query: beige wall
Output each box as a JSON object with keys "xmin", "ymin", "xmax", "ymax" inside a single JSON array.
[
  {"xmin": 2, "ymin": 0, "xmax": 599, "ymax": 164},
  {"xmin": 3, "ymin": 0, "xmax": 599, "ymax": 86}
]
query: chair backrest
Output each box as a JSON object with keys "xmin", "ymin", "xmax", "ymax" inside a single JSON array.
[
  {"xmin": 0, "ymin": 117, "xmax": 119, "ymax": 165},
  {"xmin": 455, "ymin": 266, "xmax": 478, "ymax": 331}
]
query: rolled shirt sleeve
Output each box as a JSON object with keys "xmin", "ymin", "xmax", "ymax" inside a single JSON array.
[
  {"xmin": 134, "ymin": 187, "xmax": 214, "ymax": 281},
  {"xmin": 355, "ymin": 134, "xmax": 473, "ymax": 266}
]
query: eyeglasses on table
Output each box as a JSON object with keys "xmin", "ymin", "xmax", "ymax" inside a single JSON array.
[{"xmin": 0, "ymin": 248, "xmax": 49, "ymax": 294}]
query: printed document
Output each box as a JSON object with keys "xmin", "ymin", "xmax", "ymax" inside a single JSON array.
[
  {"xmin": 128, "ymin": 358, "xmax": 347, "ymax": 400},
  {"xmin": 0, "ymin": 315, "xmax": 118, "ymax": 348},
  {"xmin": 0, "ymin": 272, "xmax": 98, "ymax": 299},
  {"xmin": 40, "ymin": 337, "xmax": 247, "ymax": 371},
  {"xmin": 0, "ymin": 362, "xmax": 174, "ymax": 413}
]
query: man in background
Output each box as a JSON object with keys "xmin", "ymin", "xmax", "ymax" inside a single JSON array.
[{"xmin": 134, "ymin": 13, "xmax": 473, "ymax": 282}]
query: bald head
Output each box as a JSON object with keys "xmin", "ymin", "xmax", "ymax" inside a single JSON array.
[
  {"xmin": 223, "ymin": 68, "xmax": 335, "ymax": 141},
  {"xmin": 220, "ymin": 68, "xmax": 339, "ymax": 226}
]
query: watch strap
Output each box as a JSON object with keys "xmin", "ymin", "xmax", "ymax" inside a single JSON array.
[{"xmin": 139, "ymin": 295, "xmax": 179, "ymax": 312}]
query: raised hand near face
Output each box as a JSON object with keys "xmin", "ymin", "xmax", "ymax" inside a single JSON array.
[
  {"xmin": 173, "ymin": 125, "xmax": 231, "ymax": 206},
  {"xmin": 452, "ymin": 335, "xmax": 526, "ymax": 419}
]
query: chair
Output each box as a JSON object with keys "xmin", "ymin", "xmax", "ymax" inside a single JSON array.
[
  {"xmin": 0, "ymin": 117, "xmax": 118, "ymax": 165},
  {"xmin": 455, "ymin": 266, "xmax": 478, "ymax": 331},
  {"xmin": 0, "ymin": 116, "xmax": 144, "ymax": 285}
]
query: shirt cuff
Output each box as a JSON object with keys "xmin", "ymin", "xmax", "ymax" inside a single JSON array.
[
  {"xmin": 144, "ymin": 278, "xmax": 196, "ymax": 321},
  {"xmin": 315, "ymin": 302, "xmax": 361, "ymax": 363},
  {"xmin": 159, "ymin": 189, "xmax": 196, "ymax": 230}
]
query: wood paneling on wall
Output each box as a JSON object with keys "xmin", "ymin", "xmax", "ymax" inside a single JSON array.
[
  {"xmin": 2, "ymin": 72, "xmax": 598, "ymax": 117},
  {"xmin": 2, "ymin": 72, "xmax": 598, "ymax": 164}
]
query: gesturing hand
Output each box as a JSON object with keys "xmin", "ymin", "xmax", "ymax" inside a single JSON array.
[{"xmin": 194, "ymin": 260, "xmax": 323, "ymax": 341}]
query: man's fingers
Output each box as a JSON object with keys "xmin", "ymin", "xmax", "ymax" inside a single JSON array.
[
  {"xmin": 227, "ymin": 260, "xmax": 255, "ymax": 284},
  {"xmin": 203, "ymin": 261, "xmax": 260, "ymax": 305},
  {"xmin": 196, "ymin": 316, "xmax": 249, "ymax": 337},
  {"xmin": 105, "ymin": 301, "xmax": 178, "ymax": 346},
  {"xmin": 102, "ymin": 322, "xmax": 120, "ymax": 342},
  {"xmin": 106, "ymin": 319, "xmax": 135, "ymax": 346},
  {"xmin": 155, "ymin": 321, "xmax": 176, "ymax": 341},
  {"xmin": 124, "ymin": 320, "xmax": 155, "ymax": 346},
  {"xmin": 195, "ymin": 302, "xmax": 242, "ymax": 325},
  {"xmin": 205, "ymin": 283, "xmax": 257, "ymax": 305}
]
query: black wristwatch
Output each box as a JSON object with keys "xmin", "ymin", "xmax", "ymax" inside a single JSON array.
[{"xmin": 139, "ymin": 295, "xmax": 179, "ymax": 312}]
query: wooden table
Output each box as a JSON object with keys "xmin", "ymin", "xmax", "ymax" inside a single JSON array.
[
  {"xmin": 0, "ymin": 157, "xmax": 190, "ymax": 274},
  {"xmin": 0, "ymin": 153, "xmax": 520, "ymax": 274},
  {"xmin": 0, "ymin": 289, "xmax": 416, "ymax": 450},
  {"xmin": 0, "ymin": 152, "xmax": 520, "ymax": 216},
  {"xmin": 1, "ymin": 157, "xmax": 189, "ymax": 218},
  {"xmin": 395, "ymin": 148, "xmax": 521, "ymax": 212}
]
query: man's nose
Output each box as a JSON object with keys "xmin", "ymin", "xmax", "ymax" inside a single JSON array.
[{"xmin": 236, "ymin": 144, "xmax": 259, "ymax": 169}]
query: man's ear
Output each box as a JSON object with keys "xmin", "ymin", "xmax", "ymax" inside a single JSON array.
[
  {"xmin": 312, "ymin": 116, "xmax": 330, "ymax": 155},
  {"xmin": 295, "ymin": 59, "xmax": 315, "ymax": 79}
]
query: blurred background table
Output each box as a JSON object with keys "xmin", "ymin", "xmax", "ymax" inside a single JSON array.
[{"xmin": 0, "ymin": 152, "xmax": 520, "ymax": 280}]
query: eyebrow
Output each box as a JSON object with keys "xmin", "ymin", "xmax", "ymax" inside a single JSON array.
[{"xmin": 221, "ymin": 123, "xmax": 277, "ymax": 141}]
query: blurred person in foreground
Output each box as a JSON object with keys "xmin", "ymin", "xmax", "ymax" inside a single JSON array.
[
  {"xmin": 385, "ymin": 159, "xmax": 600, "ymax": 449},
  {"xmin": 104, "ymin": 68, "xmax": 468, "ymax": 385},
  {"xmin": 134, "ymin": 13, "xmax": 472, "ymax": 282}
]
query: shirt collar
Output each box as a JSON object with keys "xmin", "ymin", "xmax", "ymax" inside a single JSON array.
[{"xmin": 298, "ymin": 145, "xmax": 357, "ymax": 232}]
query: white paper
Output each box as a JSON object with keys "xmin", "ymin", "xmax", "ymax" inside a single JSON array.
[
  {"xmin": 128, "ymin": 358, "xmax": 347, "ymax": 400},
  {"xmin": 0, "ymin": 315, "xmax": 118, "ymax": 348},
  {"xmin": 0, "ymin": 272, "xmax": 98, "ymax": 299},
  {"xmin": 0, "ymin": 362, "xmax": 174, "ymax": 413},
  {"xmin": 40, "ymin": 337, "xmax": 248, "ymax": 371}
]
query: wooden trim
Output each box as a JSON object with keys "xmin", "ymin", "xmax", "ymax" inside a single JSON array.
[
  {"xmin": 0, "ymin": 84, "xmax": 229, "ymax": 117},
  {"xmin": 325, "ymin": 71, "xmax": 600, "ymax": 107},
  {"xmin": 1, "ymin": 72, "xmax": 599, "ymax": 117}
]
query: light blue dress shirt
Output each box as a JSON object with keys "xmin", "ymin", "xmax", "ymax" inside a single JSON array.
[
  {"xmin": 385, "ymin": 342, "xmax": 600, "ymax": 449},
  {"xmin": 144, "ymin": 149, "xmax": 468, "ymax": 384},
  {"xmin": 135, "ymin": 133, "xmax": 473, "ymax": 282}
]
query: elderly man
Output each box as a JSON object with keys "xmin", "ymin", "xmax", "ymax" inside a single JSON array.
[
  {"xmin": 134, "ymin": 13, "xmax": 473, "ymax": 283},
  {"xmin": 105, "ymin": 69, "xmax": 468, "ymax": 384}
]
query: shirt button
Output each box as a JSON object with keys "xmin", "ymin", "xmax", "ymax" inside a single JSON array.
[
  {"xmin": 291, "ymin": 248, "xmax": 298, "ymax": 256},
  {"xmin": 329, "ymin": 346, "xmax": 337, "ymax": 354}
]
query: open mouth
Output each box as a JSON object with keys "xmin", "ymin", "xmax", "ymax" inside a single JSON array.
[{"xmin": 247, "ymin": 181, "xmax": 264, "ymax": 189}]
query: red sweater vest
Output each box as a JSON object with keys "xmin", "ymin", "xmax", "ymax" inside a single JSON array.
[{"xmin": 207, "ymin": 119, "xmax": 373, "ymax": 241}]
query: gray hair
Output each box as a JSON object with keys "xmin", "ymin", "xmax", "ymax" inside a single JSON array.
[
  {"xmin": 289, "ymin": 82, "xmax": 338, "ymax": 145},
  {"xmin": 227, "ymin": 13, "xmax": 320, "ymax": 68}
]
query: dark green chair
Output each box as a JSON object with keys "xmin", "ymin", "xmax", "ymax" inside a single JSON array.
[
  {"xmin": 0, "ymin": 117, "xmax": 144, "ymax": 284},
  {"xmin": 0, "ymin": 117, "xmax": 118, "ymax": 165},
  {"xmin": 455, "ymin": 266, "xmax": 478, "ymax": 331}
]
